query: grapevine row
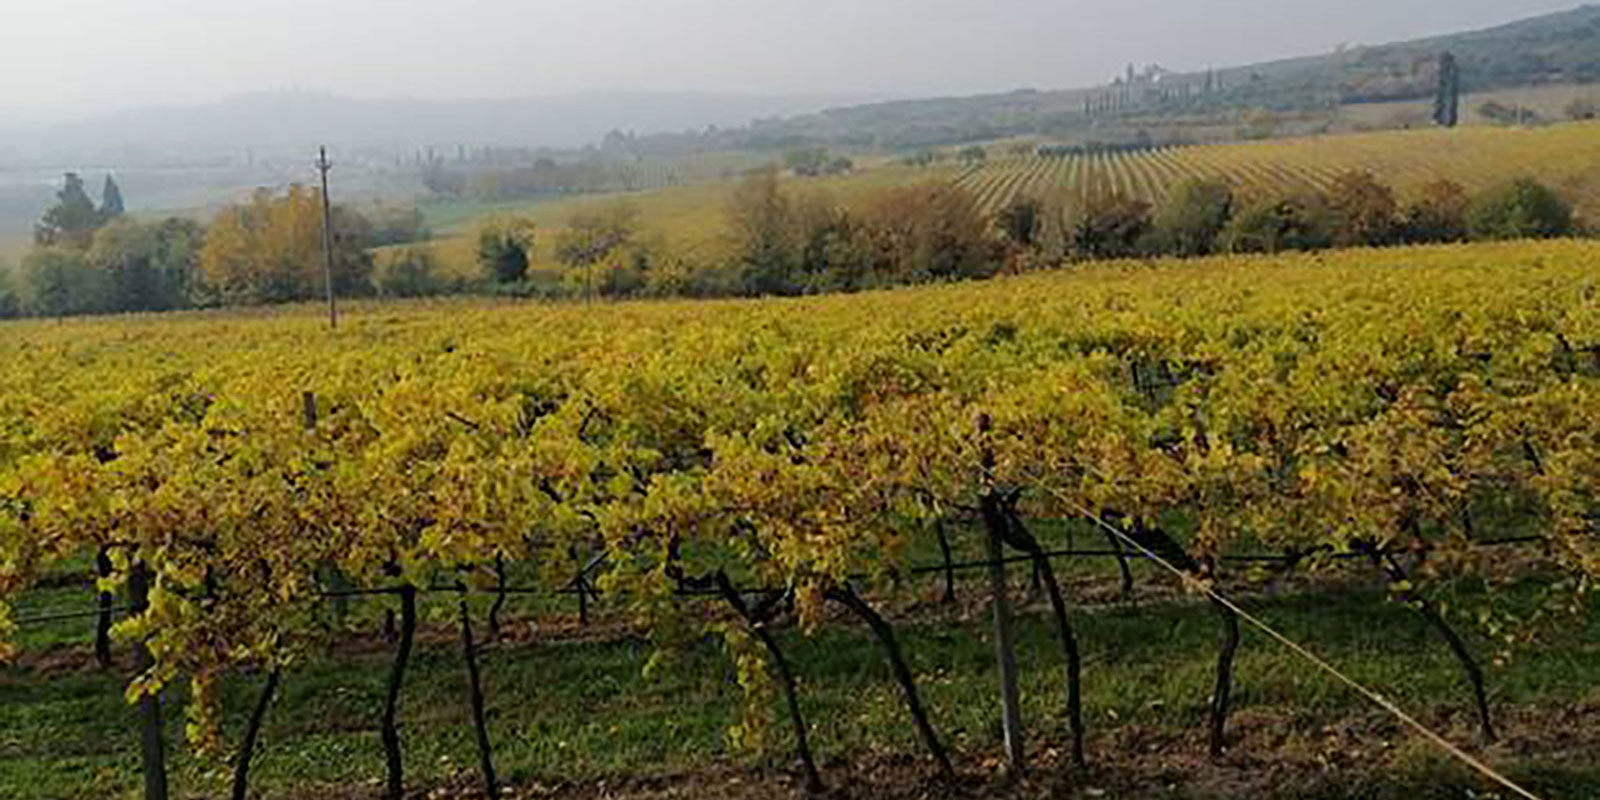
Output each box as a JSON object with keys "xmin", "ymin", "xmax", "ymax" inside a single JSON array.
[
  {"xmin": 0, "ymin": 240, "xmax": 1595, "ymax": 797},
  {"xmin": 952, "ymin": 121, "xmax": 1600, "ymax": 216}
]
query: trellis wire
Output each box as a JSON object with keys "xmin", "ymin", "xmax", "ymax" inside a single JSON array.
[
  {"xmin": 10, "ymin": 534, "xmax": 1548, "ymax": 627},
  {"xmin": 1047, "ymin": 489, "xmax": 1547, "ymax": 800}
]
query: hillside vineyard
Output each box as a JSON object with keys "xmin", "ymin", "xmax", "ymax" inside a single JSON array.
[
  {"xmin": 0, "ymin": 240, "xmax": 1596, "ymax": 790},
  {"xmin": 954, "ymin": 122, "xmax": 1600, "ymax": 218}
]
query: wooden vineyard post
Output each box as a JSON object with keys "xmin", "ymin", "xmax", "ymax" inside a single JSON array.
[
  {"xmin": 977, "ymin": 414, "xmax": 1026, "ymax": 773},
  {"xmin": 1002, "ymin": 510, "xmax": 1087, "ymax": 768},
  {"xmin": 128, "ymin": 561, "xmax": 169, "ymax": 800}
]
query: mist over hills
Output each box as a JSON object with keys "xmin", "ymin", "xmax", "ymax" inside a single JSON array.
[
  {"xmin": 1, "ymin": 5, "xmax": 1595, "ymax": 169},
  {"xmin": 0, "ymin": 90, "xmax": 886, "ymax": 169},
  {"xmin": 1, "ymin": 2, "xmax": 1596, "ymax": 260}
]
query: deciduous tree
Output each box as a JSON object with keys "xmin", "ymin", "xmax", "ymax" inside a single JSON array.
[
  {"xmin": 996, "ymin": 196, "xmax": 1044, "ymax": 250},
  {"xmin": 1059, "ymin": 191, "xmax": 1153, "ymax": 260},
  {"xmin": 87, "ymin": 217, "xmax": 201, "ymax": 312},
  {"xmin": 22, "ymin": 247, "xmax": 108, "ymax": 316},
  {"xmin": 199, "ymin": 186, "xmax": 374, "ymax": 305},
  {"xmin": 554, "ymin": 202, "xmax": 639, "ymax": 269},
  {"xmin": 855, "ymin": 184, "xmax": 994, "ymax": 283},
  {"xmin": 728, "ymin": 168, "xmax": 799, "ymax": 295},
  {"xmin": 1327, "ymin": 171, "xmax": 1400, "ymax": 247}
]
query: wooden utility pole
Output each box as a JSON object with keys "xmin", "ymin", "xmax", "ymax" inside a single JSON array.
[{"xmin": 316, "ymin": 147, "xmax": 339, "ymax": 329}]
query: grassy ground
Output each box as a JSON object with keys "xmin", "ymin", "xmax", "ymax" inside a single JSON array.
[{"xmin": 3, "ymin": 530, "xmax": 1595, "ymax": 800}]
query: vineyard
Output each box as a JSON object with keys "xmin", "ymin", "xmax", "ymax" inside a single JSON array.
[
  {"xmin": 1, "ymin": 240, "xmax": 1597, "ymax": 798},
  {"xmin": 954, "ymin": 122, "xmax": 1600, "ymax": 217},
  {"xmin": 394, "ymin": 122, "xmax": 1600, "ymax": 287}
]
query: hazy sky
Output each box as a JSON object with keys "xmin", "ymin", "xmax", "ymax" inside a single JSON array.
[{"xmin": 3, "ymin": 0, "xmax": 1584, "ymax": 121}]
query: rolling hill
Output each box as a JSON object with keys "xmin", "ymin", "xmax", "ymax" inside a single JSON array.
[{"xmin": 689, "ymin": 5, "xmax": 1600, "ymax": 151}]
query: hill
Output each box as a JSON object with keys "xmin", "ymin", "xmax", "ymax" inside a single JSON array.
[{"xmin": 687, "ymin": 5, "xmax": 1600, "ymax": 151}]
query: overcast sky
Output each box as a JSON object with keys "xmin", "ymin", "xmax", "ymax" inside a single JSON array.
[{"xmin": 2, "ymin": 0, "xmax": 1584, "ymax": 121}]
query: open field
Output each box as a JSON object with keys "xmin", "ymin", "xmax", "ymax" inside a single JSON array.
[{"xmin": 1, "ymin": 238, "xmax": 1596, "ymax": 799}]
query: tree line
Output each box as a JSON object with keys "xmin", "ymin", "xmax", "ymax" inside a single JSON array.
[
  {"xmin": 457, "ymin": 167, "xmax": 1581, "ymax": 302},
  {"xmin": 0, "ymin": 167, "xmax": 1583, "ymax": 318},
  {"xmin": 0, "ymin": 176, "xmax": 427, "ymax": 318},
  {"xmin": 997, "ymin": 171, "xmax": 1578, "ymax": 266},
  {"xmin": 415, "ymin": 167, "xmax": 1006, "ymax": 301}
]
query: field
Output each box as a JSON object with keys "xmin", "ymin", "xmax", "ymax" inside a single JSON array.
[
  {"xmin": 1, "ymin": 239, "xmax": 1596, "ymax": 799},
  {"xmin": 393, "ymin": 121, "xmax": 1600, "ymax": 285}
]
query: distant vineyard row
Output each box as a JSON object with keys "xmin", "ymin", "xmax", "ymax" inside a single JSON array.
[
  {"xmin": 952, "ymin": 122, "xmax": 1600, "ymax": 217},
  {"xmin": 422, "ymin": 150, "xmax": 771, "ymax": 200}
]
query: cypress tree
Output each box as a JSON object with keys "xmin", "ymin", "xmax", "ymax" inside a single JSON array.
[
  {"xmin": 101, "ymin": 175, "xmax": 125, "ymax": 220},
  {"xmin": 1434, "ymin": 52, "xmax": 1461, "ymax": 128},
  {"xmin": 34, "ymin": 172, "xmax": 103, "ymax": 248}
]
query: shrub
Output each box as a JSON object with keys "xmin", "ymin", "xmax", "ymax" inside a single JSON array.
[
  {"xmin": 1563, "ymin": 98, "xmax": 1597, "ymax": 121},
  {"xmin": 1060, "ymin": 191, "xmax": 1153, "ymax": 260},
  {"xmin": 995, "ymin": 196, "xmax": 1044, "ymax": 249},
  {"xmin": 378, "ymin": 246, "xmax": 447, "ymax": 298},
  {"xmin": 1466, "ymin": 179, "xmax": 1574, "ymax": 240},
  {"xmin": 1220, "ymin": 191, "xmax": 1336, "ymax": 254},
  {"xmin": 476, "ymin": 217, "xmax": 537, "ymax": 285},
  {"xmin": 1402, "ymin": 180, "xmax": 1471, "ymax": 244},
  {"xmin": 1148, "ymin": 178, "xmax": 1233, "ymax": 256}
]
